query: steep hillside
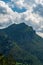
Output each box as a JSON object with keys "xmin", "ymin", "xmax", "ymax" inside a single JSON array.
[{"xmin": 0, "ymin": 23, "xmax": 43, "ymax": 65}]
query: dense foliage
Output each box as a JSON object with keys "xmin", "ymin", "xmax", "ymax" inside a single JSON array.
[{"xmin": 0, "ymin": 54, "xmax": 42, "ymax": 65}]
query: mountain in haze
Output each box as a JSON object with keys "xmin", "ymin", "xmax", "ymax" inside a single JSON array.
[{"xmin": 0, "ymin": 23, "xmax": 43, "ymax": 65}]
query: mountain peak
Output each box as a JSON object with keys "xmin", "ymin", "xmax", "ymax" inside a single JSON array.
[{"xmin": 0, "ymin": 22, "xmax": 43, "ymax": 65}]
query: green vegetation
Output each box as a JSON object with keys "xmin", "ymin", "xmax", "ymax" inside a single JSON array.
[
  {"xmin": 0, "ymin": 23, "xmax": 43, "ymax": 65},
  {"xmin": 0, "ymin": 54, "xmax": 42, "ymax": 65}
]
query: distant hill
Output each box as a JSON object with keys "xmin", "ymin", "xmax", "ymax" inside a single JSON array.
[{"xmin": 0, "ymin": 23, "xmax": 43, "ymax": 65}]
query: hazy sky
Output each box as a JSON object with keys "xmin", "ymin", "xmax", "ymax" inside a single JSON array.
[{"xmin": 0, "ymin": 0, "xmax": 43, "ymax": 33}]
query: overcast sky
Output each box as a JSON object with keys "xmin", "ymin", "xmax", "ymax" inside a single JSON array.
[{"xmin": 0, "ymin": 0, "xmax": 43, "ymax": 37}]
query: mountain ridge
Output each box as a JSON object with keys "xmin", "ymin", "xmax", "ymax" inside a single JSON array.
[{"xmin": 0, "ymin": 23, "xmax": 43, "ymax": 65}]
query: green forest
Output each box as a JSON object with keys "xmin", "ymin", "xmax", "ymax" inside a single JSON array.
[
  {"xmin": 0, "ymin": 54, "xmax": 42, "ymax": 65},
  {"xmin": 0, "ymin": 23, "xmax": 43, "ymax": 65}
]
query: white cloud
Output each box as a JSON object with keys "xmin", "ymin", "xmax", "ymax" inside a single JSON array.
[
  {"xmin": 7, "ymin": 0, "xmax": 24, "ymax": 9},
  {"xmin": 15, "ymin": 0, "xmax": 24, "ymax": 8},
  {"xmin": 20, "ymin": 9, "xmax": 43, "ymax": 30},
  {"xmin": 36, "ymin": 32, "xmax": 43, "ymax": 38},
  {"xmin": 0, "ymin": 1, "xmax": 21, "ymax": 29},
  {"xmin": 0, "ymin": 0, "xmax": 43, "ymax": 36},
  {"xmin": 35, "ymin": 0, "xmax": 43, "ymax": 5}
]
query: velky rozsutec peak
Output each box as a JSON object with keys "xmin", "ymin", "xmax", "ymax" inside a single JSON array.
[{"xmin": 0, "ymin": 23, "xmax": 43, "ymax": 65}]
